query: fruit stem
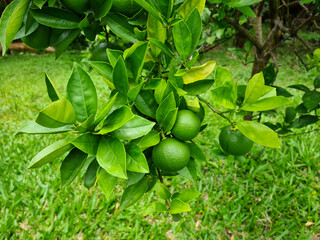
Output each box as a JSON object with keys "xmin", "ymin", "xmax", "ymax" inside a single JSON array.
[
  {"xmin": 197, "ymin": 95, "xmax": 234, "ymax": 126},
  {"xmin": 157, "ymin": 168, "xmax": 164, "ymax": 183}
]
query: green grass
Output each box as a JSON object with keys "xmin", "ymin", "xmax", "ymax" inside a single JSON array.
[{"xmin": 1, "ymin": 49, "xmax": 320, "ymax": 239}]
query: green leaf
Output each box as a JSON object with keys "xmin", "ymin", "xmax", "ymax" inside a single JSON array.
[
  {"xmin": 183, "ymin": 61, "xmax": 216, "ymax": 84},
  {"xmin": 112, "ymin": 115, "xmax": 155, "ymax": 141},
  {"xmin": 143, "ymin": 201, "xmax": 167, "ymax": 216},
  {"xmin": 134, "ymin": 0, "xmax": 162, "ymax": 22},
  {"xmin": 155, "ymin": 182, "xmax": 171, "ymax": 200},
  {"xmin": 60, "ymin": 148, "xmax": 87, "ymax": 187},
  {"xmin": 187, "ymin": 142, "xmax": 206, "ymax": 161},
  {"xmin": 84, "ymin": 158, "xmax": 99, "ymax": 189},
  {"xmin": 156, "ymin": 92, "xmax": 176, "ymax": 124},
  {"xmin": 147, "ymin": 13, "xmax": 166, "ymax": 57},
  {"xmin": 73, "ymin": 114, "xmax": 95, "ymax": 132},
  {"xmin": 90, "ymin": 0, "xmax": 112, "ymax": 19},
  {"xmin": 120, "ymin": 176, "xmax": 150, "ymax": 210},
  {"xmin": 113, "ymin": 56, "xmax": 130, "ymax": 97},
  {"xmin": 186, "ymin": 8, "xmax": 202, "ymax": 51},
  {"xmin": 172, "ymin": 189, "xmax": 201, "ymax": 203},
  {"xmin": 30, "ymin": 7, "xmax": 80, "ymax": 29},
  {"xmin": 104, "ymin": 12, "xmax": 140, "ymax": 42},
  {"xmin": 135, "ymin": 90, "xmax": 158, "ymax": 118},
  {"xmin": 236, "ymin": 6, "xmax": 256, "ymax": 17},
  {"xmin": 285, "ymin": 107, "xmax": 296, "ymax": 123},
  {"xmin": 96, "ymin": 136, "xmax": 127, "ymax": 179},
  {"xmin": 45, "ymin": 73, "xmax": 60, "ymax": 102},
  {"xmin": 172, "ymin": 20, "xmax": 192, "ymax": 62},
  {"xmin": 89, "ymin": 61, "xmax": 113, "ymax": 85},
  {"xmin": 126, "ymin": 144, "xmax": 149, "ymax": 173},
  {"xmin": 92, "ymin": 93, "xmax": 118, "ymax": 127},
  {"xmin": 303, "ymin": 91, "xmax": 320, "ymax": 110},
  {"xmin": 262, "ymin": 64, "xmax": 276, "ymax": 85},
  {"xmin": 55, "ymin": 29, "xmax": 80, "ymax": 59},
  {"xmin": 178, "ymin": 158, "xmax": 197, "ymax": 182},
  {"xmin": 211, "ymin": 87, "xmax": 236, "ymax": 109},
  {"xmin": 292, "ymin": 115, "xmax": 319, "ymax": 128},
  {"xmin": 148, "ymin": 38, "xmax": 174, "ymax": 58},
  {"xmin": 241, "ymin": 96, "xmax": 292, "ymax": 111},
  {"xmin": 127, "ymin": 172, "xmax": 145, "ymax": 186},
  {"xmin": 136, "ymin": 130, "xmax": 160, "ymax": 150},
  {"xmin": 98, "ymin": 106, "xmax": 134, "ymax": 134},
  {"xmin": 34, "ymin": 0, "xmax": 46, "ymax": 8},
  {"xmin": 237, "ymin": 121, "xmax": 280, "ymax": 148},
  {"xmin": 125, "ymin": 42, "xmax": 149, "ymax": 82},
  {"xmin": 107, "ymin": 49, "xmax": 123, "ymax": 67},
  {"xmin": 184, "ymin": 80, "xmax": 214, "ymax": 96},
  {"xmin": 215, "ymin": 66, "xmax": 234, "ymax": 88},
  {"xmin": 28, "ymin": 139, "xmax": 74, "ymax": 168},
  {"xmin": 243, "ymin": 72, "xmax": 265, "ymax": 104},
  {"xmin": 36, "ymin": 98, "xmax": 77, "ymax": 128},
  {"xmin": 98, "ymin": 170, "xmax": 118, "ymax": 200},
  {"xmin": 162, "ymin": 108, "xmax": 178, "ymax": 133},
  {"xmin": 16, "ymin": 121, "xmax": 73, "ymax": 135},
  {"xmin": 176, "ymin": 0, "xmax": 206, "ymax": 19},
  {"xmin": 67, "ymin": 63, "xmax": 98, "ymax": 122},
  {"xmin": 288, "ymin": 84, "xmax": 310, "ymax": 92},
  {"xmin": 128, "ymin": 82, "xmax": 144, "ymax": 101},
  {"xmin": 169, "ymin": 199, "xmax": 191, "ymax": 214},
  {"xmin": 72, "ymin": 133, "xmax": 100, "ymax": 156},
  {"xmin": 0, "ymin": 0, "xmax": 30, "ymax": 55}
]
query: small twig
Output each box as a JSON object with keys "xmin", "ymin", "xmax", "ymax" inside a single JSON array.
[
  {"xmin": 157, "ymin": 168, "xmax": 164, "ymax": 183},
  {"xmin": 279, "ymin": 129, "xmax": 320, "ymax": 138},
  {"xmin": 197, "ymin": 95, "xmax": 233, "ymax": 125}
]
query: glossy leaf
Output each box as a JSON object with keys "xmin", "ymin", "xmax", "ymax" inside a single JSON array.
[
  {"xmin": 55, "ymin": 29, "xmax": 80, "ymax": 59},
  {"xmin": 92, "ymin": 93, "xmax": 118, "ymax": 127},
  {"xmin": 135, "ymin": 90, "xmax": 157, "ymax": 119},
  {"xmin": 67, "ymin": 63, "xmax": 98, "ymax": 122},
  {"xmin": 107, "ymin": 49, "xmax": 123, "ymax": 67},
  {"xmin": 243, "ymin": 72, "xmax": 265, "ymax": 104},
  {"xmin": 136, "ymin": 130, "xmax": 160, "ymax": 150},
  {"xmin": 104, "ymin": 13, "xmax": 139, "ymax": 42},
  {"xmin": 0, "ymin": 0, "xmax": 30, "ymax": 55},
  {"xmin": 112, "ymin": 115, "xmax": 155, "ymax": 140},
  {"xmin": 89, "ymin": 61, "xmax": 113, "ymax": 85},
  {"xmin": 173, "ymin": 20, "xmax": 192, "ymax": 62},
  {"xmin": 241, "ymin": 96, "xmax": 292, "ymax": 111},
  {"xmin": 72, "ymin": 133, "xmax": 100, "ymax": 156},
  {"xmin": 183, "ymin": 61, "xmax": 216, "ymax": 84},
  {"xmin": 184, "ymin": 80, "xmax": 214, "ymax": 96},
  {"xmin": 186, "ymin": 8, "xmax": 202, "ymax": 51},
  {"xmin": 30, "ymin": 7, "xmax": 80, "ymax": 29},
  {"xmin": 162, "ymin": 108, "xmax": 178, "ymax": 133},
  {"xmin": 98, "ymin": 106, "xmax": 134, "ymax": 134},
  {"xmin": 155, "ymin": 182, "xmax": 171, "ymax": 200},
  {"xmin": 84, "ymin": 158, "xmax": 99, "ymax": 189},
  {"xmin": 134, "ymin": 0, "xmax": 162, "ymax": 22},
  {"xmin": 237, "ymin": 121, "xmax": 280, "ymax": 148},
  {"xmin": 16, "ymin": 121, "xmax": 73, "ymax": 135},
  {"xmin": 178, "ymin": 159, "xmax": 197, "ymax": 182},
  {"xmin": 28, "ymin": 139, "xmax": 74, "ymax": 168},
  {"xmin": 187, "ymin": 142, "xmax": 206, "ymax": 161},
  {"xmin": 211, "ymin": 87, "xmax": 236, "ymax": 109},
  {"xmin": 148, "ymin": 38, "xmax": 174, "ymax": 58},
  {"xmin": 156, "ymin": 92, "xmax": 176, "ymax": 124},
  {"xmin": 98, "ymin": 170, "xmax": 118, "ymax": 200},
  {"xmin": 113, "ymin": 56, "xmax": 130, "ymax": 97},
  {"xmin": 172, "ymin": 189, "xmax": 201, "ymax": 203},
  {"xmin": 236, "ymin": 6, "xmax": 256, "ymax": 17},
  {"xmin": 143, "ymin": 202, "xmax": 167, "ymax": 216},
  {"xmin": 96, "ymin": 136, "xmax": 127, "ymax": 179},
  {"xmin": 90, "ymin": 0, "xmax": 112, "ymax": 19},
  {"xmin": 285, "ymin": 107, "xmax": 296, "ymax": 123},
  {"xmin": 288, "ymin": 84, "xmax": 310, "ymax": 92},
  {"xmin": 292, "ymin": 115, "xmax": 319, "ymax": 128},
  {"xmin": 177, "ymin": 0, "xmax": 206, "ymax": 19},
  {"xmin": 147, "ymin": 14, "xmax": 166, "ymax": 57},
  {"xmin": 127, "ymin": 172, "xmax": 145, "ymax": 187},
  {"xmin": 302, "ymin": 91, "xmax": 320, "ymax": 110},
  {"xmin": 120, "ymin": 176, "xmax": 150, "ymax": 210},
  {"xmin": 36, "ymin": 98, "xmax": 77, "ymax": 128},
  {"xmin": 45, "ymin": 73, "xmax": 60, "ymax": 102},
  {"xmin": 215, "ymin": 66, "xmax": 234, "ymax": 88},
  {"xmin": 60, "ymin": 148, "xmax": 87, "ymax": 187},
  {"xmin": 169, "ymin": 199, "xmax": 191, "ymax": 214},
  {"xmin": 126, "ymin": 144, "xmax": 149, "ymax": 173},
  {"xmin": 128, "ymin": 82, "xmax": 144, "ymax": 101},
  {"xmin": 73, "ymin": 114, "xmax": 95, "ymax": 132}
]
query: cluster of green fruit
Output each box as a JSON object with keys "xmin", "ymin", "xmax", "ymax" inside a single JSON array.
[{"xmin": 152, "ymin": 109, "xmax": 254, "ymax": 174}]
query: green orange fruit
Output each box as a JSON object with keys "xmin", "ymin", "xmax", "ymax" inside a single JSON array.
[
  {"xmin": 172, "ymin": 110, "xmax": 201, "ymax": 141},
  {"xmin": 22, "ymin": 25, "xmax": 51, "ymax": 50},
  {"xmin": 219, "ymin": 125, "xmax": 253, "ymax": 156},
  {"xmin": 60, "ymin": 0, "xmax": 89, "ymax": 14},
  {"xmin": 152, "ymin": 138, "xmax": 190, "ymax": 172},
  {"xmin": 112, "ymin": 0, "xmax": 142, "ymax": 17}
]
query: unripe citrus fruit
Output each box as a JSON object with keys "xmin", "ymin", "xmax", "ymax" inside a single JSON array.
[
  {"xmin": 172, "ymin": 110, "xmax": 201, "ymax": 141},
  {"xmin": 152, "ymin": 138, "xmax": 190, "ymax": 172},
  {"xmin": 219, "ymin": 125, "xmax": 253, "ymax": 156},
  {"xmin": 112, "ymin": 0, "xmax": 142, "ymax": 17},
  {"xmin": 22, "ymin": 25, "xmax": 51, "ymax": 50},
  {"xmin": 60, "ymin": 0, "xmax": 89, "ymax": 14}
]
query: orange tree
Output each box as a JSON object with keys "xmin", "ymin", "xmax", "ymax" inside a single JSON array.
[{"xmin": 0, "ymin": 0, "xmax": 318, "ymax": 217}]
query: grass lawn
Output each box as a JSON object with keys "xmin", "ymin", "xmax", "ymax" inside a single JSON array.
[{"xmin": 1, "ymin": 48, "xmax": 320, "ymax": 239}]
